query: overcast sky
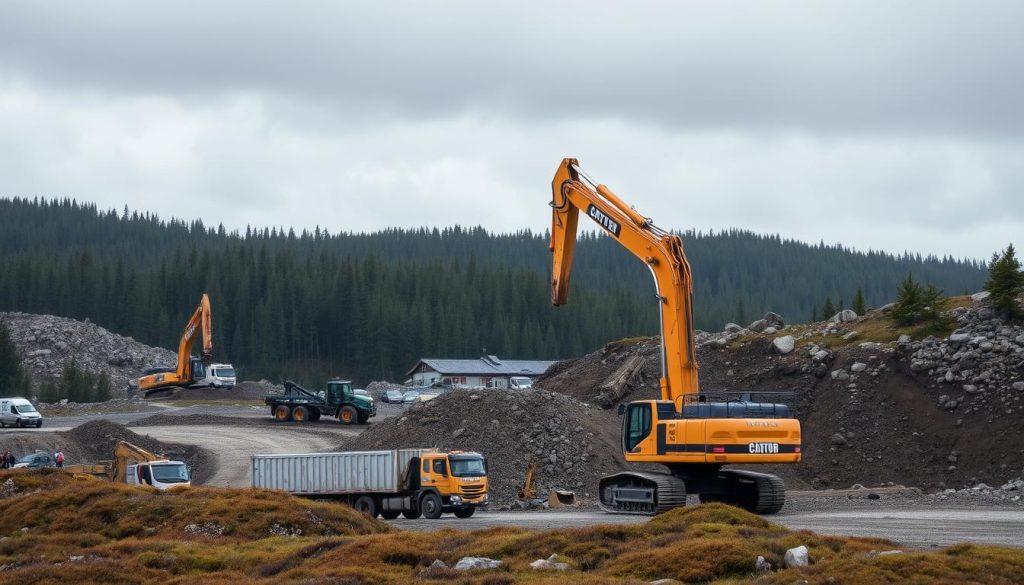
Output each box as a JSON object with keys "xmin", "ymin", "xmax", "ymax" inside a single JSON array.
[{"xmin": 1, "ymin": 1, "xmax": 1021, "ymax": 259}]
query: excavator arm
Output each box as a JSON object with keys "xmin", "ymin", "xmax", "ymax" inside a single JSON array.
[
  {"xmin": 550, "ymin": 158, "xmax": 698, "ymax": 403},
  {"xmin": 136, "ymin": 294, "xmax": 213, "ymax": 396}
]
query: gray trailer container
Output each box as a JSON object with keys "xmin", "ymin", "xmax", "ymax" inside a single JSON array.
[
  {"xmin": 251, "ymin": 449, "xmax": 430, "ymax": 495},
  {"xmin": 251, "ymin": 448, "xmax": 489, "ymax": 520}
]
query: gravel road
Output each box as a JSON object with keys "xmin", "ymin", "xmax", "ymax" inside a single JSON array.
[
  {"xmin": 388, "ymin": 508, "xmax": 1024, "ymax": 549},
  {"xmin": 138, "ymin": 424, "xmax": 356, "ymax": 487}
]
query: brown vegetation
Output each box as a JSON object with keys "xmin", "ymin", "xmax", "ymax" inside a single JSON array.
[{"xmin": 2, "ymin": 469, "xmax": 1022, "ymax": 584}]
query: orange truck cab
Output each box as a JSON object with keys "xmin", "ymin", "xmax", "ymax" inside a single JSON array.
[{"xmin": 416, "ymin": 451, "xmax": 489, "ymax": 518}]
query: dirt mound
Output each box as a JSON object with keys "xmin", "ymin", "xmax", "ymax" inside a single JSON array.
[
  {"xmin": 1, "ymin": 420, "xmax": 214, "ymax": 483},
  {"xmin": 347, "ymin": 389, "xmax": 628, "ymax": 505},
  {"xmin": 536, "ymin": 302, "xmax": 1024, "ymax": 492},
  {"xmin": 0, "ymin": 468, "xmax": 387, "ymax": 539},
  {"xmin": 154, "ymin": 379, "xmax": 282, "ymax": 401},
  {"xmin": 1, "ymin": 311, "xmax": 175, "ymax": 394}
]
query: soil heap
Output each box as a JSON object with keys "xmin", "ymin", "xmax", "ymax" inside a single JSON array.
[
  {"xmin": 537, "ymin": 298, "xmax": 1024, "ymax": 492},
  {"xmin": 347, "ymin": 389, "xmax": 627, "ymax": 505},
  {"xmin": 1, "ymin": 311, "xmax": 175, "ymax": 394},
  {"xmin": 0, "ymin": 419, "xmax": 213, "ymax": 483}
]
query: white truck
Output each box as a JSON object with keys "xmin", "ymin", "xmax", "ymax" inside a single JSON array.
[
  {"xmin": 0, "ymin": 397, "xmax": 43, "ymax": 428},
  {"xmin": 200, "ymin": 363, "xmax": 237, "ymax": 389}
]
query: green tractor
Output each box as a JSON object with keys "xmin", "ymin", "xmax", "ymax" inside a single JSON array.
[{"xmin": 266, "ymin": 379, "xmax": 376, "ymax": 425}]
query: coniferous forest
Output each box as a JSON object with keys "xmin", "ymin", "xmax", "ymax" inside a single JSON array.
[{"xmin": 0, "ymin": 198, "xmax": 987, "ymax": 385}]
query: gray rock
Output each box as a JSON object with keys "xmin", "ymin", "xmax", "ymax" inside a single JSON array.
[
  {"xmin": 783, "ymin": 545, "xmax": 809, "ymax": 568},
  {"xmin": 879, "ymin": 302, "xmax": 896, "ymax": 312},
  {"xmin": 842, "ymin": 330, "xmax": 859, "ymax": 340},
  {"xmin": 530, "ymin": 554, "xmax": 569, "ymax": 571},
  {"xmin": 723, "ymin": 323, "xmax": 743, "ymax": 334},
  {"xmin": 963, "ymin": 384, "xmax": 980, "ymax": 393},
  {"xmin": 830, "ymin": 309, "xmax": 858, "ymax": 323},
  {"xmin": 971, "ymin": 291, "xmax": 991, "ymax": 302},
  {"xmin": 851, "ymin": 362, "xmax": 867, "ymax": 373},
  {"xmin": 829, "ymin": 433, "xmax": 846, "ymax": 446},
  {"xmin": 755, "ymin": 555, "xmax": 772, "ymax": 571},
  {"xmin": 876, "ymin": 550, "xmax": 904, "ymax": 557},
  {"xmin": 812, "ymin": 350, "xmax": 832, "ymax": 362},
  {"xmin": 763, "ymin": 326, "xmax": 777, "ymax": 335},
  {"xmin": 452, "ymin": 428, "xmax": 465, "ymax": 438},
  {"xmin": 898, "ymin": 334, "xmax": 912, "ymax": 344},
  {"xmin": 831, "ymin": 369, "xmax": 850, "ymax": 381},
  {"xmin": 427, "ymin": 559, "xmax": 449, "ymax": 570},
  {"xmin": 650, "ymin": 580, "xmax": 683, "ymax": 585},
  {"xmin": 747, "ymin": 319, "xmax": 768, "ymax": 332},
  {"xmin": 1013, "ymin": 382, "xmax": 1024, "ymax": 391},
  {"xmin": 454, "ymin": 557, "xmax": 503, "ymax": 571},
  {"xmin": 772, "ymin": 335, "xmax": 796, "ymax": 355}
]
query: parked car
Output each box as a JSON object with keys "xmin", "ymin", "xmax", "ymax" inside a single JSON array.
[
  {"xmin": 0, "ymin": 397, "xmax": 43, "ymax": 428},
  {"xmin": 13, "ymin": 452, "xmax": 55, "ymax": 469},
  {"xmin": 383, "ymin": 390, "xmax": 404, "ymax": 404},
  {"xmin": 402, "ymin": 391, "xmax": 421, "ymax": 405}
]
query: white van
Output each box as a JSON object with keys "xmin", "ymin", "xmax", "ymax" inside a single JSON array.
[
  {"xmin": 0, "ymin": 398, "xmax": 43, "ymax": 428},
  {"xmin": 200, "ymin": 363, "xmax": 237, "ymax": 389},
  {"xmin": 509, "ymin": 376, "xmax": 533, "ymax": 390}
]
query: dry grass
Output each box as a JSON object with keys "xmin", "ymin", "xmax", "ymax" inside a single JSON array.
[{"xmin": 1, "ymin": 469, "xmax": 1022, "ymax": 584}]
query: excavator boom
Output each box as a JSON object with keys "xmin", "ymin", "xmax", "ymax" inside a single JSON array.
[
  {"xmin": 549, "ymin": 158, "xmax": 801, "ymax": 516},
  {"xmin": 136, "ymin": 294, "xmax": 214, "ymax": 396}
]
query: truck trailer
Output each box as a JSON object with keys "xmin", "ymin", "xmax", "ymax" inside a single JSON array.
[{"xmin": 251, "ymin": 449, "xmax": 488, "ymax": 519}]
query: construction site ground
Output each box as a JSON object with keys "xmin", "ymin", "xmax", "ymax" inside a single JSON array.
[{"xmin": 2, "ymin": 398, "xmax": 1022, "ymax": 550}]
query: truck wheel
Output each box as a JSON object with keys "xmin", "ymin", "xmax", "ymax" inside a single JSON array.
[
  {"xmin": 338, "ymin": 406, "xmax": 358, "ymax": 425},
  {"xmin": 353, "ymin": 495, "xmax": 379, "ymax": 518},
  {"xmin": 274, "ymin": 405, "xmax": 292, "ymax": 422},
  {"xmin": 380, "ymin": 510, "xmax": 400, "ymax": 520},
  {"xmin": 420, "ymin": 492, "xmax": 443, "ymax": 519},
  {"xmin": 309, "ymin": 409, "xmax": 321, "ymax": 422},
  {"xmin": 292, "ymin": 406, "xmax": 309, "ymax": 422},
  {"xmin": 453, "ymin": 507, "xmax": 475, "ymax": 519},
  {"xmin": 402, "ymin": 508, "xmax": 421, "ymax": 519}
]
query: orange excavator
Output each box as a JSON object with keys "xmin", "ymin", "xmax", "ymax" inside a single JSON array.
[
  {"xmin": 135, "ymin": 294, "xmax": 213, "ymax": 398},
  {"xmin": 550, "ymin": 158, "xmax": 801, "ymax": 514}
]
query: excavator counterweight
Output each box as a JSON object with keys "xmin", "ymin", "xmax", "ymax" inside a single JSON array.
[
  {"xmin": 135, "ymin": 294, "xmax": 215, "ymax": 398},
  {"xmin": 550, "ymin": 158, "xmax": 801, "ymax": 515}
]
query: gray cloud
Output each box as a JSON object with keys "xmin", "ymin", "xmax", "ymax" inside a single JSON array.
[{"xmin": 0, "ymin": 1, "xmax": 1021, "ymax": 261}]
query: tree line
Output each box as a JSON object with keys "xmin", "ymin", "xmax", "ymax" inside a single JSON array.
[{"xmin": 0, "ymin": 197, "xmax": 989, "ymax": 387}]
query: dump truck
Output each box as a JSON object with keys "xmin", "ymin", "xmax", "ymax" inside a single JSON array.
[
  {"xmin": 266, "ymin": 379, "xmax": 376, "ymax": 424},
  {"xmin": 62, "ymin": 441, "xmax": 191, "ymax": 490},
  {"xmin": 251, "ymin": 449, "xmax": 488, "ymax": 519}
]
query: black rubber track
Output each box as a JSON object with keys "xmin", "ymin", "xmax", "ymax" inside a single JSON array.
[
  {"xmin": 598, "ymin": 471, "xmax": 687, "ymax": 515},
  {"xmin": 719, "ymin": 469, "xmax": 786, "ymax": 515}
]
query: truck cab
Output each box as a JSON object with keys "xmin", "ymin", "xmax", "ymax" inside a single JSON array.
[
  {"xmin": 125, "ymin": 460, "xmax": 192, "ymax": 490},
  {"xmin": 202, "ymin": 363, "xmax": 237, "ymax": 389},
  {"xmin": 417, "ymin": 451, "xmax": 489, "ymax": 518}
]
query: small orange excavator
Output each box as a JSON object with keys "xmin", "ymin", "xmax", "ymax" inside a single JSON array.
[
  {"xmin": 135, "ymin": 294, "xmax": 214, "ymax": 398},
  {"xmin": 549, "ymin": 158, "xmax": 801, "ymax": 515}
]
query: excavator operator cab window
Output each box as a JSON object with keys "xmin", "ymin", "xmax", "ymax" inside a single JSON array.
[{"xmin": 624, "ymin": 403, "xmax": 652, "ymax": 452}]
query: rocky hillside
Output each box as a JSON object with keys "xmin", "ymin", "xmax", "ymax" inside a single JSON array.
[
  {"xmin": 538, "ymin": 294, "xmax": 1024, "ymax": 492},
  {"xmin": 1, "ymin": 311, "xmax": 175, "ymax": 395}
]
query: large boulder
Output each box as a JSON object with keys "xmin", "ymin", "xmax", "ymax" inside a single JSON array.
[
  {"xmin": 784, "ymin": 545, "xmax": 809, "ymax": 568},
  {"xmin": 772, "ymin": 335, "xmax": 796, "ymax": 355},
  {"xmin": 830, "ymin": 309, "xmax": 858, "ymax": 323}
]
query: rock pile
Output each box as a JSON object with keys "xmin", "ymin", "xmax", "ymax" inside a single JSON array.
[
  {"xmin": 346, "ymin": 389, "xmax": 627, "ymax": 505},
  {"xmin": 901, "ymin": 303, "xmax": 1024, "ymax": 417},
  {"xmin": 1, "ymin": 312, "xmax": 175, "ymax": 396},
  {"xmin": 927, "ymin": 478, "xmax": 1024, "ymax": 506}
]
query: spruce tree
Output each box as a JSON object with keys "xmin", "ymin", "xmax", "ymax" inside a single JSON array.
[
  {"xmin": 822, "ymin": 297, "xmax": 835, "ymax": 319},
  {"xmin": 892, "ymin": 273, "xmax": 923, "ymax": 325},
  {"xmin": 0, "ymin": 319, "xmax": 30, "ymax": 395},
  {"xmin": 852, "ymin": 288, "xmax": 866, "ymax": 315},
  {"xmin": 985, "ymin": 244, "xmax": 1024, "ymax": 320}
]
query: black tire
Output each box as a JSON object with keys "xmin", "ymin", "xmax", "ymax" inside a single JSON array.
[
  {"xmin": 292, "ymin": 406, "xmax": 309, "ymax": 422},
  {"xmin": 274, "ymin": 405, "xmax": 292, "ymax": 422},
  {"xmin": 309, "ymin": 409, "xmax": 321, "ymax": 422},
  {"xmin": 453, "ymin": 506, "xmax": 475, "ymax": 519},
  {"xmin": 36, "ymin": 421, "xmax": 42, "ymax": 428},
  {"xmin": 420, "ymin": 492, "xmax": 443, "ymax": 519},
  {"xmin": 402, "ymin": 508, "xmax": 421, "ymax": 519},
  {"xmin": 338, "ymin": 405, "xmax": 358, "ymax": 425},
  {"xmin": 15, "ymin": 420, "xmax": 22, "ymax": 429},
  {"xmin": 353, "ymin": 495, "xmax": 380, "ymax": 518},
  {"xmin": 380, "ymin": 509, "xmax": 400, "ymax": 520}
]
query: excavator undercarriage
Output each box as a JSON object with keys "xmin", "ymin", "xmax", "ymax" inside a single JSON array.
[{"xmin": 598, "ymin": 467, "xmax": 786, "ymax": 515}]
